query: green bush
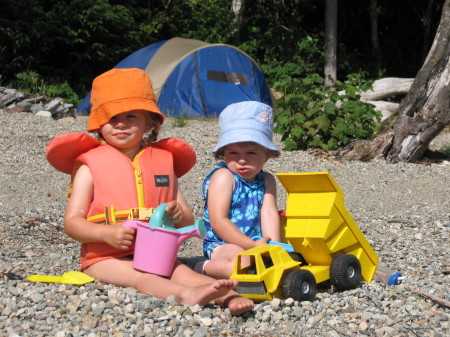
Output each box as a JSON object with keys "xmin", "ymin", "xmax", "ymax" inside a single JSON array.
[
  {"xmin": 11, "ymin": 71, "xmax": 80, "ymax": 105},
  {"xmin": 259, "ymin": 36, "xmax": 324, "ymax": 85},
  {"xmin": 273, "ymin": 73, "xmax": 382, "ymax": 152}
]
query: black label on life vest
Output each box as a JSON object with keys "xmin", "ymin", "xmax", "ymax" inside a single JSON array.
[{"xmin": 154, "ymin": 175, "xmax": 170, "ymax": 187}]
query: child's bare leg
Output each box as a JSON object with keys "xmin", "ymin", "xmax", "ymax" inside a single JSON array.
[
  {"xmin": 171, "ymin": 262, "xmax": 254, "ymax": 315},
  {"xmin": 84, "ymin": 258, "xmax": 240, "ymax": 306},
  {"xmin": 203, "ymin": 244, "xmax": 246, "ymax": 278}
]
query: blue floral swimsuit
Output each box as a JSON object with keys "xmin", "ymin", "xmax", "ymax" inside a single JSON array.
[{"xmin": 202, "ymin": 161, "xmax": 265, "ymax": 258}]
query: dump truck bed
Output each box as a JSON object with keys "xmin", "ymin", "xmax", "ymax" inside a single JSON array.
[{"xmin": 277, "ymin": 172, "xmax": 378, "ymax": 283}]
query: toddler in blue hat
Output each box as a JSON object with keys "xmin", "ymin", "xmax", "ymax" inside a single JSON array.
[{"xmin": 197, "ymin": 101, "xmax": 281, "ymax": 278}]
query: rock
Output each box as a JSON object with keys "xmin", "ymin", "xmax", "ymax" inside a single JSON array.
[
  {"xmin": 0, "ymin": 88, "xmax": 74, "ymax": 119},
  {"xmin": 0, "ymin": 88, "xmax": 24, "ymax": 106},
  {"xmin": 0, "ymin": 99, "xmax": 449, "ymax": 337},
  {"xmin": 57, "ymin": 116, "xmax": 76, "ymax": 123},
  {"xmin": 35, "ymin": 110, "xmax": 52, "ymax": 117}
]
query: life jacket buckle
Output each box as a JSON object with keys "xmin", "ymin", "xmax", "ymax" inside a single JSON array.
[{"xmin": 130, "ymin": 208, "xmax": 154, "ymax": 221}]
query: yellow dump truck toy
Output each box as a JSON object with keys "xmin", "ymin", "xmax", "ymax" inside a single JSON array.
[{"xmin": 230, "ymin": 172, "xmax": 379, "ymax": 302}]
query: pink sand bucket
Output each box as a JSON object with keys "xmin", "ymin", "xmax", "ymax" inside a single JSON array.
[{"xmin": 123, "ymin": 204, "xmax": 206, "ymax": 276}]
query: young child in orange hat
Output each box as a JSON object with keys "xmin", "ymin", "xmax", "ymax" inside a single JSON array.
[{"xmin": 46, "ymin": 68, "xmax": 253, "ymax": 315}]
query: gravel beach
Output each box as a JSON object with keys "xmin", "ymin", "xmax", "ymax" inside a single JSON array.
[{"xmin": 1, "ymin": 110, "xmax": 449, "ymax": 336}]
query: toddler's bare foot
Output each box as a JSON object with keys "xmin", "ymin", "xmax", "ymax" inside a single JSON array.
[
  {"xmin": 181, "ymin": 279, "xmax": 238, "ymax": 305},
  {"xmin": 224, "ymin": 294, "xmax": 254, "ymax": 315}
]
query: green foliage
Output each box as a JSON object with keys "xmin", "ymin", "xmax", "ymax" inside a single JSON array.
[
  {"xmin": 12, "ymin": 72, "xmax": 44, "ymax": 95},
  {"xmin": 12, "ymin": 71, "xmax": 80, "ymax": 105},
  {"xmin": 43, "ymin": 82, "xmax": 81, "ymax": 105},
  {"xmin": 259, "ymin": 36, "xmax": 324, "ymax": 85},
  {"xmin": 237, "ymin": 1, "xmax": 320, "ymax": 62},
  {"xmin": 0, "ymin": 0, "xmax": 149, "ymax": 95},
  {"xmin": 439, "ymin": 144, "xmax": 450, "ymax": 156},
  {"xmin": 0, "ymin": 0, "xmax": 442, "ymax": 105},
  {"xmin": 171, "ymin": 114, "xmax": 189, "ymax": 128},
  {"xmin": 274, "ymin": 73, "xmax": 382, "ymax": 152},
  {"xmin": 171, "ymin": 0, "xmax": 233, "ymax": 42}
]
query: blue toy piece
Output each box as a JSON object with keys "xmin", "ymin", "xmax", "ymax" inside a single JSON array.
[
  {"xmin": 149, "ymin": 203, "xmax": 173, "ymax": 228},
  {"xmin": 387, "ymin": 272, "xmax": 403, "ymax": 285},
  {"xmin": 252, "ymin": 236, "xmax": 295, "ymax": 253},
  {"xmin": 149, "ymin": 203, "xmax": 206, "ymax": 237}
]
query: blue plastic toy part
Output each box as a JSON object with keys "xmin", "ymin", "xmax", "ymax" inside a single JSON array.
[
  {"xmin": 252, "ymin": 236, "xmax": 295, "ymax": 253},
  {"xmin": 148, "ymin": 203, "xmax": 207, "ymax": 237},
  {"xmin": 388, "ymin": 272, "xmax": 403, "ymax": 285},
  {"xmin": 192, "ymin": 220, "xmax": 207, "ymax": 238},
  {"xmin": 149, "ymin": 203, "xmax": 173, "ymax": 228}
]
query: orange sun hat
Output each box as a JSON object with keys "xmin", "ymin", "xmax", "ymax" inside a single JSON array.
[{"xmin": 87, "ymin": 68, "xmax": 164, "ymax": 132}]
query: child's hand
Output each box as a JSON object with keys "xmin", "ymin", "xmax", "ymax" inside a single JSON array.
[
  {"xmin": 104, "ymin": 224, "xmax": 135, "ymax": 250},
  {"xmin": 165, "ymin": 200, "xmax": 183, "ymax": 224},
  {"xmin": 253, "ymin": 236, "xmax": 271, "ymax": 247}
]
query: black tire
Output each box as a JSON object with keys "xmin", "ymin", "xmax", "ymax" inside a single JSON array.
[
  {"xmin": 288, "ymin": 252, "xmax": 308, "ymax": 266},
  {"xmin": 282, "ymin": 269, "xmax": 316, "ymax": 302},
  {"xmin": 330, "ymin": 254, "xmax": 362, "ymax": 291}
]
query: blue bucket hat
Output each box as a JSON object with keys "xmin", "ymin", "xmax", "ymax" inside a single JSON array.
[{"xmin": 213, "ymin": 101, "xmax": 280, "ymax": 155}]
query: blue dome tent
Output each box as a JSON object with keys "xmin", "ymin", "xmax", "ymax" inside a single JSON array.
[{"xmin": 77, "ymin": 37, "xmax": 272, "ymax": 118}]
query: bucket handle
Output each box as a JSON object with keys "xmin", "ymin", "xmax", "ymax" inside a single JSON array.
[{"xmin": 148, "ymin": 203, "xmax": 174, "ymax": 228}]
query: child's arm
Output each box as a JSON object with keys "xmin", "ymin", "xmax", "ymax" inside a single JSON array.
[
  {"xmin": 64, "ymin": 164, "xmax": 135, "ymax": 250},
  {"xmin": 260, "ymin": 172, "xmax": 281, "ymax": 242},
  {"xmin": 207, "ymin": 169, "xmax": 267, "ymax": 250}
]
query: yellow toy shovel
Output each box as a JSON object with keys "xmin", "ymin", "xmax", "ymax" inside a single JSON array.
[{"xmin": 26, "ymin": 271, "xmax": 95, "ymax": 285}]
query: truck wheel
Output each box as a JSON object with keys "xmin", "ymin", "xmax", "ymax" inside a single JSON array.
[
  {"xmin": 288, "ymin": 252, "xmax": 308, "ymax": 266},
  {"xmin": 330, "ymin": 254, "xmax": 361, "ymax": 291},
  {"xmin": 282, "ymin": 269, "xmax": 316, "ymax": 302}
]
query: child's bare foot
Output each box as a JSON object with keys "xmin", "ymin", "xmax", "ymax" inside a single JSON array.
[
  {"xmin": 180, "ymin": 279, "xmax": 238, "ymax": 305},
  {"xmin": 224, "ymin": 294, "xmax": 254, "ymax": 315}
]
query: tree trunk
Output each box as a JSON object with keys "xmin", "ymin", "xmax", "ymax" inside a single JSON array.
[
  {"xmin": 422, "ymin": 0, "xmax": 437, "ymax": 62},
  {"xmin": 369, "ymin": 0, "xmax": 381, "ymax": 73},
  {"xmin": 324, "ymin": 0, "xmax": 338, "ymax": 86},
  {"xmin": 231, "ymin": 0, "xmax": 245, "ymax": 39},
  {"xmin": 338, "ymin": 0, "xmax": 450, "ymax": 163}
]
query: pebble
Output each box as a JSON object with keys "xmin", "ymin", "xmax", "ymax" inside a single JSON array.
[{"xmin": 0, "ymin": 111, "xmax": 449, "ymax": 336}]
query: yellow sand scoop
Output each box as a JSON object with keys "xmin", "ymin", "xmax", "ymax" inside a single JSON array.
[{"xmin": 26, "ymin": 271, "xmax": 95, "ymax": 285}]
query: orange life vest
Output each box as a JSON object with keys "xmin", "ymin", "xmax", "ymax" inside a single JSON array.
[
  {"xmin": 77, "ymin": 144, "xmax": 178, "ymax": 269},
  {"xmin": 45, "ymin": 132, "xmax": 196, "ymax": 270}
]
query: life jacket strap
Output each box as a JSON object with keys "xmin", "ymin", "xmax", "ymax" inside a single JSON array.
[{"xmin": 87, "ymin": 206, "xmax": 155, "ymax": 224}]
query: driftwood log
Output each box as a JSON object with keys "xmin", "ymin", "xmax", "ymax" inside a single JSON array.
[
  {"xmin": 336, "ymin": 77, "xmax": 412, "ymax": 120},
  {"xmin": 361, "ymin": 77, "xmax": 413, "ymax": 101},
  {"xmin": 365, "ymin": 100, "xmax": 400, "ymax": 121},
  {"xmin": 360, "ymin": 77, "xmax": 413, "ymax": 121},
  {"xmin": 418, "ymin": 290, "xmax": 450, "ymax": 309}
]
